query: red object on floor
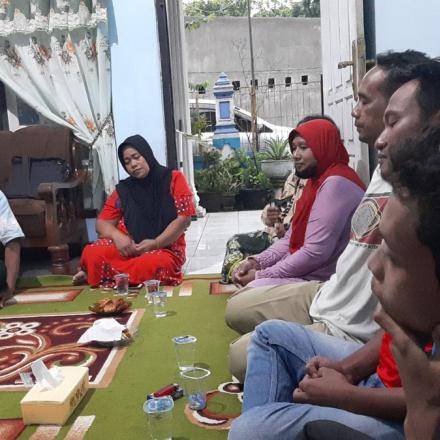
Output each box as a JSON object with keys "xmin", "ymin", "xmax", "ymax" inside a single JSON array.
[
  {"xmin": 209, "ymin": 282, "xmax": 238, "ymax": 295},
  {"xmin": 0, "ymin": 418, "xmax": 25, "ymax": 440}
]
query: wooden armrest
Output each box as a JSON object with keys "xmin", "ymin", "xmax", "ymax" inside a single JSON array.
[{"xmin": 37, "ymin": 171, "xmax": 86, "ymax": 201}]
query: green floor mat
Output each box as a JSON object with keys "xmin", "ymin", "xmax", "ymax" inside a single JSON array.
[
  {"xmin": 16, "ymin": 274, "xmax": 74, "ymax": 289},
  {"xmin": 0, "ymin": 276, "xmax": 240, "ymax": 439}
]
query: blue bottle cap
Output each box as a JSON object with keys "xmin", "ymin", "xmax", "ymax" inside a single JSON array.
[
  {"xmin": 172, "ymin": 335, "xmax": 197, "ymax": 344},
  {"xmin": 143, "ymin": 396, "xmax": 174, "ymax": 413}
]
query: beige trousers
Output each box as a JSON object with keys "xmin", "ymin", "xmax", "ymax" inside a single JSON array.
[{"xmin": 225, "ymin": 281, "xmax": 323, "ymax": 382}]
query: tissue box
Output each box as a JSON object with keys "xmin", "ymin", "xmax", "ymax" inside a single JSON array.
[{"xmin": 20, "ymin": 366, "xmax": 89, "ymax": 425}]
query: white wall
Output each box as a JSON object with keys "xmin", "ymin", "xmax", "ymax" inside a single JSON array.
[
  {"xmin": 109, "ymin": 0, "xmax": 166, "ymax": 178},
  {"xmin": 375, "ymin": 0, "xmax": 440, "ymax": 57}
]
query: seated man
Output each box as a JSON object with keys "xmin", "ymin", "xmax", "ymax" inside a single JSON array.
[
  {"xmin": 0, "ymin": 190, "xmax": 24, "ymax": 307},
  {"xmin": 226, "ymin": 51, "xmax": 437, "ymax": 381},
  {"xmin": 228, "ymin": 127, "xmax": 440, "ymax": 439},
  {"xmin": 377, "ymin": 312, "xmax": 440, "ymax": 439},
  {"xmin": 232, "ymin": 119, "xmax": 365, "ymax": 288}
]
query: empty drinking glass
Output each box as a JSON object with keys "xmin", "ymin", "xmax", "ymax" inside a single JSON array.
[
  {"xmin": 153, "ymin": 291, "xmax": 167, "ymax": 318},
  {"xmin": 172, "ymin": 335, "xmax": 197, "ymax": 372}
]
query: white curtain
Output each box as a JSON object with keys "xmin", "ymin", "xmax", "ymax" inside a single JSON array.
[{"xmin": 0, "ymin": 0, "xmax": 118, "ymax": 201}]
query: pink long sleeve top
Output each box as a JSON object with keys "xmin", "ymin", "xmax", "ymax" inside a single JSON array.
[{"xmin": 251, "ymin": 175, "xmax": 364, "ymax": 286}]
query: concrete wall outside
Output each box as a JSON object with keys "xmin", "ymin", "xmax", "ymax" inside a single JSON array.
[
  {"xmin": 375, "ymin": 0, "xmax": 440, "ymax": 57},
  {"xmin": 109, "ymin": 0, "xmax": 167, "ymax": 179},
  {"xmin": 185, "ymin": 17, "xmax": 322, "ymax": 127}
]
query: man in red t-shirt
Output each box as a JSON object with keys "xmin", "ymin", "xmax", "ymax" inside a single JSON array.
[{"xmin": 228, "ymin": 62, "xmax": 440, "ymax": 440}]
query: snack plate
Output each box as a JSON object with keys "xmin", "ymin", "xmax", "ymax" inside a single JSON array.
[
  {"xmin": 87, "ymin": 306, "xmax": 132, "ymax": 316},
  {"xmin": 88, "ymin": 298, "xmax": 132, "ymax": 315}
]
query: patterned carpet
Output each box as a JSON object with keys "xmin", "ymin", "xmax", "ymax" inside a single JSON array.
[
  {"xmin": 0, "ymin": 275, "xmax": 239, "ymax": 439},
  {"xmin": 0, "ymin": 310, "xmax": 142, "ymax": 391}
]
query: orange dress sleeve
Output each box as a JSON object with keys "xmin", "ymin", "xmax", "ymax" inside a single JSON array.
[{"xmin": 170, "ymin": 170, "xmax": 196, "ymax": 217}]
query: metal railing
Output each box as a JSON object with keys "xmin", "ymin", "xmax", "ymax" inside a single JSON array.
[{"xmin": 234, "ymin": 80, "xmax": 322, "ymax": 127}]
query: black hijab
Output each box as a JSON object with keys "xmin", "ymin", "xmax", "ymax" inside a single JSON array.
[{"xmin": 116, "ymin": 135, "xmax": 177, "ymax": 243}]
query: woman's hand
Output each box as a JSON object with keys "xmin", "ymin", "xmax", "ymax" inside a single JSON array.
[
  {"xmin": 266, "ymin": 206, "xmax": 281, "ymax": 226},
  {"xmin": 234, "ymin": 269, "xmax": 256, "ymax": 287},
  {"xmin": 274, "ymin": 222, "xmax": 287, "ymax": 239},
  {"xmin": 232, "ymin": 259, "xmax": 259, "ymax": 286},
  {"xmin": 135, "ymin": 239, "xmax": 157, "ymax": 255},
  {"xmin": 113, "ymin": 232, "xmax": 137, "ymax": 257}
]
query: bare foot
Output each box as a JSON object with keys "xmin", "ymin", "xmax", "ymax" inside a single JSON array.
[
  {"xmin": 72, "ymin": 270, "xmax": 87, "ymax": 285},
  {"xmin": 0, "ymin": 287, "xmax": 14, "ymax": 309}
]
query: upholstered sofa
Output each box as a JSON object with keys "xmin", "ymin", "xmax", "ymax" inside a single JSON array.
[{"xmin": 0, "ymin": 126, "xmax": 89, "ymax": 273}]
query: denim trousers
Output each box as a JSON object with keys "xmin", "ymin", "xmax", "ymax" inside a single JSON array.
[{"xmin": 228, "ymin": 320, "xmax": 404, "ymax": 440}]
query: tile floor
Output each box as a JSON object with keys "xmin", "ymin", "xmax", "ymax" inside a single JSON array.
[
  {"xmin": 184, "ymin": 210, "xmax": 263, "ymax": 275},
  {"xmin": 20, "ymin": 210, "xmax": 264, "ymax": 278}
]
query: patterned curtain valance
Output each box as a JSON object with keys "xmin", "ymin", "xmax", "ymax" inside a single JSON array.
[{"xmin": 0, "ymin": 0, "xmax": 107, "ymax": 36}]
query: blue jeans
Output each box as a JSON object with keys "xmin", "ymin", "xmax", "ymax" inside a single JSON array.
[{"xmin": 228, "ymin": 320, "xmax": 404, "ymax": 440}]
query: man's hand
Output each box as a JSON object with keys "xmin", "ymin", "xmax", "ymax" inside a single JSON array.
[
  {"xmin": 266, "ymin": 206, "xmax": 281, "ymax": 226},
  {"xmin": 375, "ymin": 308, "xmax": 440, "ymax": 439},
  {"xmin": 304, "ymin": 356, "xmax": 347, "ymax": 380},
  {"xmin": 135, "ymin": 239, "xmax": 157, "ymax": 255},
  {"xmin": 293, "ymin": 367, "xmax": 353, "ymax": 408},
  {"xmin": 113, "ymin": 233, "xmax": 137, "ymax": 258}
]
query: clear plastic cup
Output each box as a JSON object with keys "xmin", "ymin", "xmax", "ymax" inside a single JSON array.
[
  {"xmin": 153, "ymin": 291, "xmax": 167, "ymax": 318},
  {"xmin": 143, "ymin": 396, "xmax": 174, "ymax": 440},
  {"xmin": 180, "ymin": 367, "xmax": 211, "ymax": 410},
  {"xmin": 172, "ymin": 335, "xmax": 197, "ymax": 372},
  {"xmin": 114, "ymin": 273, "xmax": 129, "ymax": 296},
  {"xmin": 144, "ymin": 280, "xmax": 161, "ymax": 304}
]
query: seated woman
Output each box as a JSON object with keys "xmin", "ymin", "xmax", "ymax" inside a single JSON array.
[
  {"xmin": 220, "ymin": 172, "xmax": 305, "ymax": 284},
  {"xmin": 233, "ymin": 119, "xmax": 365, "ymax": 288},
  {"xmin": 73, "ymin": 135, "xmax": 195, "ymax": 287},
  {"xmin": 220, "ymin": 114, "xmax": 335, "ymax": 284}
]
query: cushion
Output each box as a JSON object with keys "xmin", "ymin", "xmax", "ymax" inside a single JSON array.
[{"xmin": 3, "ymin": 156, "xmax": 70, "ymax": 199}]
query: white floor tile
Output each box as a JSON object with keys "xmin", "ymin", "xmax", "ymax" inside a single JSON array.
[{"xmin": 186, "ymin": 256, "xmax": 224, "ymax": 274}]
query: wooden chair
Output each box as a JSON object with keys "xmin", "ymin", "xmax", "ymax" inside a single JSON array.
[{"xmin": 0, "ymin": 126, "xmax": 89, "ymax": 273}]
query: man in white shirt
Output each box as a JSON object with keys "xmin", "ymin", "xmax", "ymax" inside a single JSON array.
[{"xmin": 0, "ymin": 190, "xmax": 24, "ymax": 307}]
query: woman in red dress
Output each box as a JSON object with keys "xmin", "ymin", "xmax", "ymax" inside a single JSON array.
[{"xmin": 73, "ymin": 135, "xmax": 195, "ymax": 287}]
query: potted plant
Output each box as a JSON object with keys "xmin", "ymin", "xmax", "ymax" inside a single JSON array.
[
  {"xmin": 195, "ymin": 149, "xmax": 239, "ymax": 212},
  {"xmin": 233, "ymin": 151, "xmax": 273, "ymax": 210},
  {"xmin": 259, "ymin": 137, "xmax": 293, "ymax": 184}
]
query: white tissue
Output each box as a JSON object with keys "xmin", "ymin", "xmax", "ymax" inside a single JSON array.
[
  {"xmin": 31, "ymin": 359, "xmax": 64, "ymax": 390},
  {"xmin": 77, "ymin": 318, "xmax": 126, "ymax": 343}
]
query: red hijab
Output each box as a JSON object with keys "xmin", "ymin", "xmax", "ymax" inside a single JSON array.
[{"xmin": 288, "ymin": 119, "xmax": 365, "ymax": 254}]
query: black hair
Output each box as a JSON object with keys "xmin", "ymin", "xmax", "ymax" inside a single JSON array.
[
  {"xmin": 296, "ymin": 114, "xmax": 336, "ymax": 127},
  {"xmin": 411, "ymin": 60, "xmax": 440, "ymax": 120},
  {"xmin": 390, "ymin": 127, "xmax": 440, "ymax": 282},
  {"xmin": 376, "ymin": 50, "xmax": 431, "ymax": 98}
]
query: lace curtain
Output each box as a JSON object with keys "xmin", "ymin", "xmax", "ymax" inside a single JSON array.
[{"xmin": 0, "ymin": 0, "xmax": 118, "ymax": 203}]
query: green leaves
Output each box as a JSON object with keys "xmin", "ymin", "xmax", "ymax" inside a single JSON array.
[
  {"xmin": 258, "ymin": 137, "xmax": 291, "ymax": 160},
  {"xmin": 194, "ymin": 147, "xmax": 272, "ymax": 193},
  {"xmin": 184, "ymin": 0, "xmax": 320, "ymax": 19}
]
